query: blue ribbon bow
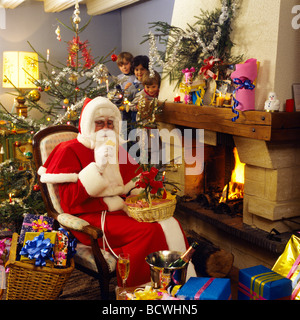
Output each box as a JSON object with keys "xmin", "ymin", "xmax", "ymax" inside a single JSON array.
[
  {"xmin": 231, "ymin": 78, "xmax": 256, "ymax": 122},
  {"xmin": 20, "ymin": 232, "xmax": 54, "ymax": 267}
]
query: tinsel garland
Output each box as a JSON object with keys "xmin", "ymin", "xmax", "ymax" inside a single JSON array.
[{"xmin": 67, "ymin": 36, "xmax": 95, "ymax": 69}]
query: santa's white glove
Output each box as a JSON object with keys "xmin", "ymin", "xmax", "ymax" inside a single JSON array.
[
  {"xmin": 94, "ymin": 144, "xmax": 116, "ymax": 173},
  {"xmin": 94, "ymin": 145, "xmax": 108, "ymax": 173}
]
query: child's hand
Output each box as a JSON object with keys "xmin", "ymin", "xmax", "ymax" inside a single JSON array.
[{"xmin": 124, "ymin": 82, "xmax": 132, "ymax": 90}]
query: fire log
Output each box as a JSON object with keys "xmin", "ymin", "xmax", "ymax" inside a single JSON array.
[{"xmin": 188, "ymin": 231, "xmax": 234, "ymax": 278}]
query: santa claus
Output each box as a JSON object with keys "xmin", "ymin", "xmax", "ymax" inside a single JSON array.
[{"xmin": 38, "ymin": 96, "xmax": 195, "ymax": 286}]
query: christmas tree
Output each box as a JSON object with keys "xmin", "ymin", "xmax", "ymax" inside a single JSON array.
[
  {"xmin": 0, "ymin": 3, "xmax": 116, "ymax": 232},
  {"xmin": 0, "ymin": 3, "xmax": 115, "ymax": 134}
]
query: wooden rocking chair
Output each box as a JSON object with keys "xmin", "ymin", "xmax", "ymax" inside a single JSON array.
[{"xmin": 32, "ymin": 125, "xmax": 116, "ymax": 300}]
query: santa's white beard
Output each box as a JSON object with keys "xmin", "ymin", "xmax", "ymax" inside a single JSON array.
[{"xmin": 94, "ymin": 129, "xmax": 124, "ymax": 193}]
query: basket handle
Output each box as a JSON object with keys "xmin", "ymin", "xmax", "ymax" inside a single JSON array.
[{"xmin": 148, "ymin": 193, "xmax": 152, "ymax": 208}]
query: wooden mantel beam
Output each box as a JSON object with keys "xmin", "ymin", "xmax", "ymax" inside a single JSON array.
[{"xmin": 156, "ymin": 102, "xmax": 300, "ymax": 142}]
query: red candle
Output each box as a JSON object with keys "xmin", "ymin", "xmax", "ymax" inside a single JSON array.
[{"xmin": 286, "ymin": 99, "xmax": 294, "ymax": 112}]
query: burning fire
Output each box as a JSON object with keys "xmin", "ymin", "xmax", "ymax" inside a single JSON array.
[{"xmin": 219, "ymin": 147, "xmax": 245, "ymax": 203}]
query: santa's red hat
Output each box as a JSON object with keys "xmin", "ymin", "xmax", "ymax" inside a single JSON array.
[{"xmin": 77, "ymin": 96, "xmax": 121, "ymax": 149}]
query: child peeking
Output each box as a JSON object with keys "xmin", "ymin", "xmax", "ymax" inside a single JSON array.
[
  {"xmin": 126, "ymin": 55, "xmax": 150, "ymax": 122},
  {"xmin": 127, "ymin": 55, "xmax": 150, "ymax": 97},
  {"xmin": 130, "ymin": 70, "xmax": 161, "ymax": 119},
  {"xmin": 133, "ymin": 70, "xmax": 161, "ymax": 165},
  {"xmin": 116, "ymin": 52, "xmax": 136, "ymax": 90}
]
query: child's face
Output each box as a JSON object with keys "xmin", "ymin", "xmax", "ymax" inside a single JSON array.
[
  {"xmin": 134, "ymin": 64, "xmax": 147, "ymax": 82},
  {"xmin": 145, "ymin": 84, "xmax": 159, "ymax": 97},
  {"xmin": 118, "ymin": 60, "xmax": 131, "ymax": 74}
]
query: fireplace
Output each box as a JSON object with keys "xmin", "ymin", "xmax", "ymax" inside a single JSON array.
[
  {"xmin": 157, "ymin": 102, "xmax": 300, "ymax": 268},
  {"xmin": 196, "ymin": 143, "xmax": 244, "ymax": 217}
]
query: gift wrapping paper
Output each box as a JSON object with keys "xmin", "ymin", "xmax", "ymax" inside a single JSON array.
[
  {"xmin": 54, "ymin": 230, "xmax": 68, "ymax": 267},
  {"xmin": 19, "ymin": 213, "xmax": 54, "ymax": 244},
  {"xmin": 272, "ymin": 234, "xmax": 300, "ymax": 300},
  {"xmin": 176, "ymin": 277, "xmax": 231, "ymax": 300},
  {"xmin": 238, "ymin": 265, "xmax": 292, "ymax": 300},
  {"xmin": 230, "ymin": 58, "xmax": 258, "ymax": 112}
]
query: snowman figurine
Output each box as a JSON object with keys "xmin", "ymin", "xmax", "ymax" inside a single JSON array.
[{"xmin": 264, "ymin": 92, "xmax": 280, "ymax": 112}]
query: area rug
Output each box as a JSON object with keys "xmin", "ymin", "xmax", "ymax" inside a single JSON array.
[{"xmin": 58, "ymin": 268, "xmax": 118, "ymax": 300}]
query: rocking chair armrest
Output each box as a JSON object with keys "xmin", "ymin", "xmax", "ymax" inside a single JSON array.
[{"xmin": 56, "ymin": 213, "xmax": 103, "ymax": 240}]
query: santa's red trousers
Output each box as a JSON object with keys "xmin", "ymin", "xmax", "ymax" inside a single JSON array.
[{"xmin": 72, "ymin": 210, "xmax": 187, "ymax": 287}]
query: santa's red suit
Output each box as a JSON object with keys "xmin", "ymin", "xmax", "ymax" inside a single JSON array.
[{"xmin": 38, "ymin": 97, "xmax": 195, "ymax": 287}]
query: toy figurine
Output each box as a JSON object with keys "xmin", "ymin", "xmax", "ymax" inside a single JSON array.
[
  {"xmin": 181, "ymin": 67, "xmax": 195, "ymax": 104},
  {"xmin": 264, "ymin": 92, "xmax": 280, "ymax": 112}
]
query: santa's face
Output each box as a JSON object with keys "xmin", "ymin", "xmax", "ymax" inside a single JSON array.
[{"xmin": 95, "ymin": 117, "xmax": 114, "ymax": 132}]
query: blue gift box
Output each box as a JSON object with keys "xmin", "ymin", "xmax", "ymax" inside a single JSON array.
[
  {"xmin": 238, "ymin": 265, "xmax": 292, "ymax": 300},
  {"xmin": 19, "ymin": 213, "xmax": 54, "ymax": 244},
  {"xmin": 176, "ymin": 277, "xmax": 231, "ymax": 300}
]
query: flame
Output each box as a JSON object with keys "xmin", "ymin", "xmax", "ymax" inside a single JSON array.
[
  {"xmin": 219, "ymin": 147, "xmax": 245, "ymax": 203},
  {"xmin": 231, "ymin": 147, "xmax": 245, "ymax": 184}
]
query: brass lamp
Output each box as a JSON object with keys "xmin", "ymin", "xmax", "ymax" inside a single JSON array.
[{"xmin": 2, "ymin": 51, "xmax": 39, "ymax": 117}]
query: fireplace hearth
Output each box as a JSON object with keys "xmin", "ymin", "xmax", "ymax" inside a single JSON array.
[
  {"xmin": 158, "ymin": 102, "xmax": 300, "ymax": 233},
  {"xmin": 157, "ymin": 102, "xmax": 300, "ymax": 268}
]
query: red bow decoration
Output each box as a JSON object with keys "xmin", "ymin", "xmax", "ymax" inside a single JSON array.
[
  {"xmin": 135, "ymin": 167, "xmax": 163, "ymax": 194},
  {"xmin": 199, "ymin": 56, "xmax": 222, "ymax": 80}
]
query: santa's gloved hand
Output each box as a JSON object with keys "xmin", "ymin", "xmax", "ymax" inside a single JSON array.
[{"xmin": 94, "ymin": 144, "xmax": 109, "ymax": 173}]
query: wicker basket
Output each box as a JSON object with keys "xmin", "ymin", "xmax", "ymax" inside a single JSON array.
[
  {"xmin": 125, "ymin": 192, "xmax": 176, "ymax": 223},
  {"xmin": 5, "ymin": 233, "xmax": 74, "ymax": 300}
]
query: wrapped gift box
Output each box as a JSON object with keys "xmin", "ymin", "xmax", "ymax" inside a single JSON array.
[
  {"xmin": 176, "ymin": 277, "xmax": 231, "ymax": 300},
  {"xmin": 20, "ymin": 231, "xmax": 56, "ymax": 266},
  {"xmin": 238, "ymin": 265, "xmax": 292, "ymax": 300},
  {"xmin": 54, "ymin": 230, "xmax": 68, "ymax": 267},
  {"xmin": 19, "ymin": 213, "xmax": 54, "ymax": 244}
]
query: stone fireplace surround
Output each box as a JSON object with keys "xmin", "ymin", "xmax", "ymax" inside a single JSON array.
[{"xmin": 157, "ymin": 102, "xmax": 300, "ymax": 268}]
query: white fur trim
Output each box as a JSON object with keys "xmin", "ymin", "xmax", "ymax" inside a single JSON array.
[
  {"xmin": 158, "ymin": 217, "xmax": 197, "ymax": 280},
  {"xmin": 38, "ymin": 165, "xmax": 78, "ymax": 184},
  {"xmin": 103, "ymin": 196, "xmax": 125, "ymax": 212},
  {"xmin": 38, "ymin": 166, "xmax": 46, "ymax": 175},
  {"xmin": 78, "ymin": 162, "xmax": 109, "ymax": 197},
  {"xmin": 158, "ymin": 217, "xmax": 186, "ymax": 253},
  {"xmin": 77, "ymin": 133, "xmax": 94, "ymax": 149}
]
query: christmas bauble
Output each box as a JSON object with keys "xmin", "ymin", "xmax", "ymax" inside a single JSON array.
[
  {"xmin": 27, "ymin": 89, "xmax": 41, "ymax": 102},
  {"xmin": 63, "ymin": 98, "xmax": 69, "ymax": 105},
  {"xmin": 24, "ymin": 151, "xmax": 33, "ymax": 159},
  {"xmin": 73, "ymin": 16, "xmax": 81, "ymax": 24},
  {"xmin": 111, "ymin": 54, "xmax": 118, "ymax": 62}
]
